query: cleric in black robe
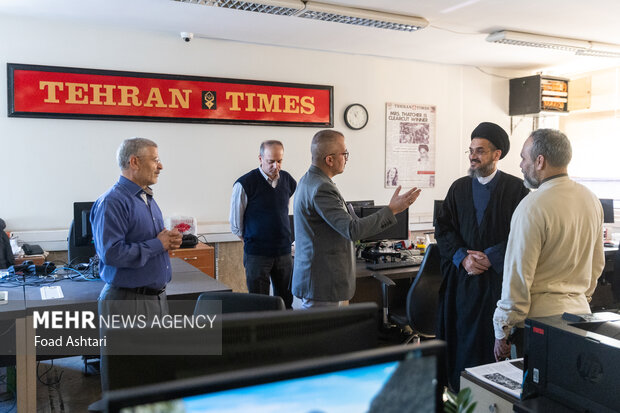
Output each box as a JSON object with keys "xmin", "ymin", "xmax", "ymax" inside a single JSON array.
[{"xmin": 435, "ymin": 122, "xmax": 529, "ymax": 390}]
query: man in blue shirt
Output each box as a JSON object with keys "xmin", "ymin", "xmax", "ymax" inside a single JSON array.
[
  {"xmin": 91, "ymin": 137, "xmax": 182, "ymax": 312},
  {"xmin": 91, "ymin": 137, "xmax": 182, "ymax": 392}
]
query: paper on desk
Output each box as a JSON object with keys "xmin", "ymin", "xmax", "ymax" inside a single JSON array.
[
  {"xmin": 465, "ymin": 358, "xmax": 523, "ymax": 399},
  {"xmin": 41, "ymin": 285, "xmax": 64, "ymax": 300}
]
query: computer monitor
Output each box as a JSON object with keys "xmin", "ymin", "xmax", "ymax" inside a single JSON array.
[
  {"xmin": 104, "ymin": 303, "xmax": 380, "ymax": 390},
  {"xmin": 433, "ymin": 200, "xmax": 444, "ymax": 227},
  {"xmin": 347, "ymin": 200, "xmax": 375, "ymax": 217},
  {"xmin": 359, "ymin": 206, "xmax": 409, "ymax": 243},
  {"xmin": 68, "ymin": 201, "xmax": 96, "ymax": 264},
  {"xmin": 600, "ymin": 198, "xmax": 615, "ymax": 224},
  {"xmin": 106, "ymin": 340, "xmax": 445, "ymax": 413}
]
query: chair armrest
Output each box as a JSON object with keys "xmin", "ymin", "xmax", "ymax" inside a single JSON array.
[
  {"xmin": 371, "ymin": 272, "xmax": 396, "ymax": 286},
  {"xmin": 371, "ymin": 272, "xmax": 396, "ymax": 327}
]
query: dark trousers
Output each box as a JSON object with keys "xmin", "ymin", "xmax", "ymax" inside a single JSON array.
[
  {"xmin": 243, "ymin": 253, "xmax": 293, "ymax": 308},
  {"xmin": 98, "ymin": 284, "xmax": 168, "ymax": 392}
]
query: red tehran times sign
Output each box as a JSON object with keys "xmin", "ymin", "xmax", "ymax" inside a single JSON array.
[{"xmin": 7, "ymin": 63, "xmax": 333, "ymax": 127}]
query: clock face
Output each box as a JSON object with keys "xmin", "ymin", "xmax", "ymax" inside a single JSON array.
[{"xmin": 344, "ymin": 104, "xmax": 368, "ymax": 130}]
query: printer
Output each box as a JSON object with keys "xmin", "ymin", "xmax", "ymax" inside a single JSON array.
[{"xmin": 523, "ymin": 312, "xmax": 620, "ymax": 412}]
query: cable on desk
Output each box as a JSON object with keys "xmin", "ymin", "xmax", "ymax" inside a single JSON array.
[
  {"xmin": 0, "ymin": 273, "xmax": 57, "ymax": 287},
  {"xmin": 0, "ymin": 323, "xmax": 14, "ymax": 340},
  {"xmin": 59, "ymin": 266, "xmax": 99, "ymax": 281}
]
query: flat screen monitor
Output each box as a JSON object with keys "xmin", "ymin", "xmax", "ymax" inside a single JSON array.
[
  {"xmin": 600, "ymin": 198, "xmax": 614, "ymax": 224},
  {"xmin": 106, "ymin": 340, "xmax": 445, "ymax": 413},
  {"xmin": 360, "ymin": 206, "xmax": 409, "ymax": 243},
  {"xmin": 68, "ymin": 201, "xmax": 96, "ymax": 264},
  {"xmin": 104, "ymin": 302, "xmax": 379, "ymax": 391},
  {"xmin": 347, "ymin": 200, "xmax": 375, "ymax": 217}
]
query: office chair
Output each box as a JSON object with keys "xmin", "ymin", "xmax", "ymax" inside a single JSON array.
[
  {"xmin": 612, "ymin": 246, "xmax": 620, "ymax": 304},
  {"xmin": 194, "ymin": 291, "xmax": 286, "ymax": 315},
  {"xmin": 378, "ymin": 243, "xmax": 443, "ymax": 344}
]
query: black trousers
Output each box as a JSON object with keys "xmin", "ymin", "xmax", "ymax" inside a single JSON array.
[{"xmin": 243, "ymin": 253, "xmax": 293, "ymax": 308}]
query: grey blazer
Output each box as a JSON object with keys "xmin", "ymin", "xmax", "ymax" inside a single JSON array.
[{"xmin": 292, "ymin": 165, "xmax": 396, "ymax": 301}]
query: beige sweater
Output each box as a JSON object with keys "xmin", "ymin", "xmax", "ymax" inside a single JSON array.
[{"xmin": 493, "ymin": 176, "xmax": 605, "ymax": 339}]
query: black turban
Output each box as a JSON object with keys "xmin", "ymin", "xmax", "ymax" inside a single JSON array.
[{"xmin": 471, "ymin": 122, "xmax": 509, "ymax": 159}]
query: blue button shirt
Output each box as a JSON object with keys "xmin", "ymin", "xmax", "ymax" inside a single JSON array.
[{"xmin": 90, "ymin": 176, "xmax": 171, "ymax": 289}]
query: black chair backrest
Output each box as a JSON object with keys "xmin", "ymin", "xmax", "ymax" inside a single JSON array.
[
  {"xmin": 612, "ymin": 247, "xmax": 620, "ymax": 302},
  {"xmin": 194, "ymin": 291, "xmax": 286, "ymax": 315},
  {"xmin": 405, "ymin": 243, "xmax": 442, "ymax": 337}
]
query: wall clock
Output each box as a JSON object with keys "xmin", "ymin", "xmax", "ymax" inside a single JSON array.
[{"xmin": 344, "ymin": 103, "xmax": 368, "ymax": 130}]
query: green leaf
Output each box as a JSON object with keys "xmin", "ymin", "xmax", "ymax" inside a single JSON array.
[{"xmin": 464, "ymin": 402, "xmax": 477, "ymax": 413}]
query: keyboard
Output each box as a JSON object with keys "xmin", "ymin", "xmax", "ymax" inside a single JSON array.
[{"xmin": 366, "ymin": 256, "xmax": 423, "ymax": 270}]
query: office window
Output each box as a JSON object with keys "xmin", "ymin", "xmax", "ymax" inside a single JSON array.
[{"xmin": 558, "ymin": 68, "xmax": 620, "ymax": 205}]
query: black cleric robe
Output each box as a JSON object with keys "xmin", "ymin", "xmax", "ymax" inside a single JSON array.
[{"xmin": 435, "ymin": 170, "xmax": 529, "ymax": 391}]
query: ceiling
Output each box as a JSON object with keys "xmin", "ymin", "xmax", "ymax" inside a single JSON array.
[{"xmin": 2, "ymin": 0, "xmax": 620, "ymax": 75}]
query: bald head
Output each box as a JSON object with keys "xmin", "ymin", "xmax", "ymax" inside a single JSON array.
[{"xmin": 311, "ymin": 130, "xmax": 344, "ymax": 165}]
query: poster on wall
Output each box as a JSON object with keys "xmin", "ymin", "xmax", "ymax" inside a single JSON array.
[
  {"xmin": 7, "ymin": 63, "xmax": 333, "ymax": 127},
  {"xmin": 385, "ymin": 102, "xmax": 436, "ymax": 189}
]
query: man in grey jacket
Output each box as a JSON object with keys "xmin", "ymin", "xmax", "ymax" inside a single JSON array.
[{"xmin": 292, "ymin": 130, "xmax": 421, "ymax": 308}]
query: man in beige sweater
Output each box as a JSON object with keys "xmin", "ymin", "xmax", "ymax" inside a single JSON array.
[{"xmin": 493, "ymin": 128, "xmax": 605, "ymax": 360}]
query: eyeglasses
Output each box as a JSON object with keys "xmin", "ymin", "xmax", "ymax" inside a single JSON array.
[
  {"xmin": 465, "ymin": 148, "xmax": 490, "ymax": 157},
  {"xmin": 137, "ymin": 156, "xmax": 162, "ymax": 165},
  {"xmin": 325, "ymin": 151, "xmax": 350, "ymax": 161}
]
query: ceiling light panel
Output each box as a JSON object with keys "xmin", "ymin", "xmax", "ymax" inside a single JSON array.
[
  {"xmin": 174, "ymin": 0, "xmax": 305, "ymax": 16},
  {"xmin": 298, "ymin": 1, "xmax": 428, "ymax": 32},
  {"xmin": 486, "ymin": 30, "xmax": 590, "ymax": 52},
  {"xmin": 487, "ymin": 30, "xmax": 620, "ymax": 58},
  {"xmin": 575, "ymin": 49, "xmax": 620, "ymax": 58}
]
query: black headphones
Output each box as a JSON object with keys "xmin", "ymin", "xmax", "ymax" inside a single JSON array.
[
  {"xmin": 8, "ymin": 260, "xmax": 35, "ymax": 276},
  {"xmin": 8, "ymin": 260, "xmax": 56, "ymax": 276}
]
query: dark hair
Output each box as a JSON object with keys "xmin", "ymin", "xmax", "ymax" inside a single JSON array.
[{"xmin": 529, "ymin": 129, "xmax": 572, "ymax": 167}]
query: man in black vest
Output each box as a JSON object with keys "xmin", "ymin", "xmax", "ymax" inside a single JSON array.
[{"xmin": 230, "ymin": 140, "xmax": 296, "ymax": 308}]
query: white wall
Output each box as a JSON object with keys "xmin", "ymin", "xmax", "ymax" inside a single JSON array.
[{"xmin": 0, "ymin": 15, "xmax": 516, "ymax": 235}]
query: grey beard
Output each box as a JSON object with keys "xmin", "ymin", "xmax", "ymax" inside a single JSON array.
[
  {"xmin": 523, "ymin": 175, "xmax": 539, "ymax": 189},
  {"xmin": 467, "ymin": 163, "xmax": 494, "ymax": 179}
]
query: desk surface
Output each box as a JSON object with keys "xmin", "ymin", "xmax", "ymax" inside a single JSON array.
[
  {"xmin": 355, "ymin": 260, "xmax": 420, "ymax": 280},
  {"xmin": 0, "ymin": 283, "xmax": 26, "ymax": 316},
  {"xmin": 1, "ymin": 258, "xmax": 231, "ymax": 314},
  {"xmin": 21, "ymin": 258, "xmax": 229, "ymax": 306}
]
